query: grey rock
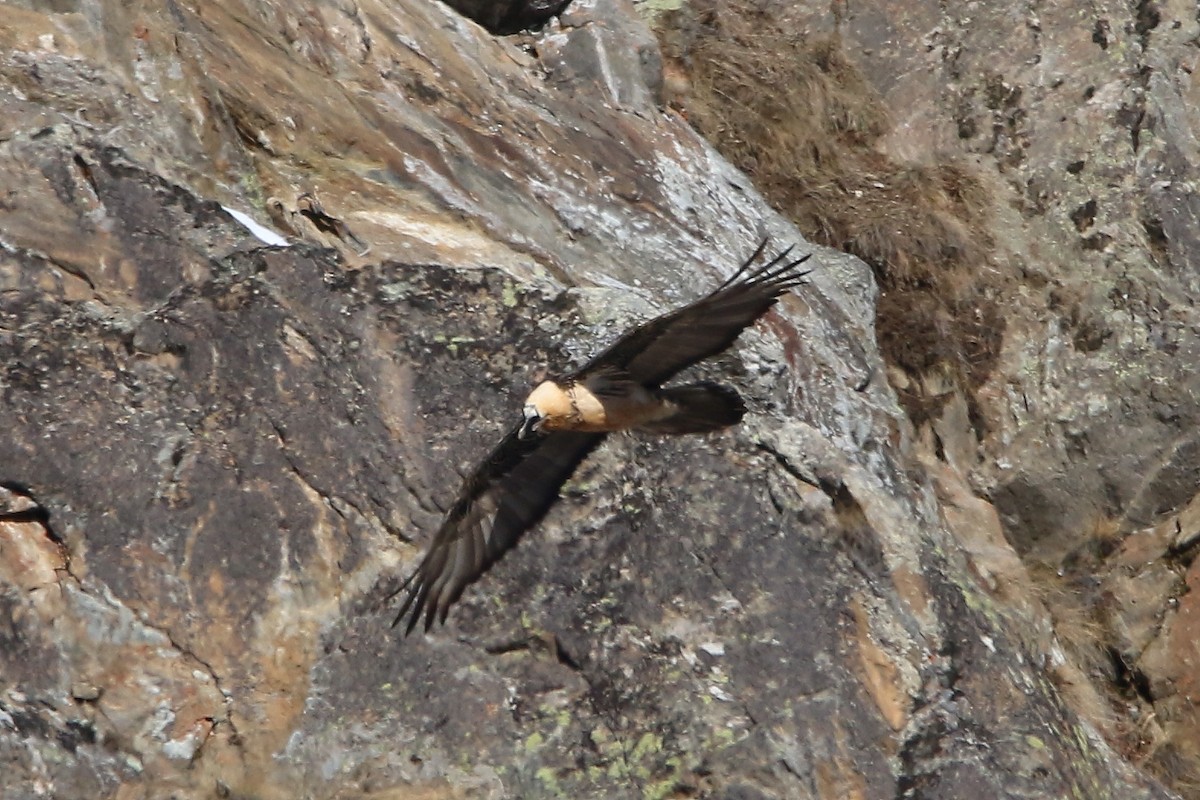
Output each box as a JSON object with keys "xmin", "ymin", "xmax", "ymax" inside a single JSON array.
[{"xmin": 0, "ymin": 2, "xmax": 1186, "ymax": 800}]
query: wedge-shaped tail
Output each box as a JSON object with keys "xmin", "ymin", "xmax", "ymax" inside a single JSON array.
[{"xmin": 639, "ymin": 382, "xmax": 746, "ymax": 434}]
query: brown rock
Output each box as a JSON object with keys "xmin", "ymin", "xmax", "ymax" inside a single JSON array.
[{"xmin": 0, "ymin": 2, "xmax": 1189, "ymax": 800}]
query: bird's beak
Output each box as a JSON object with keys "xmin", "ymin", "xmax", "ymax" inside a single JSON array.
[{"xmin": 519, "ymin": 405, "xmax": 542, "ymax": 439}]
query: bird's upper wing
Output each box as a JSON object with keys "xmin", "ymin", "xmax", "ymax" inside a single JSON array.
[
  {"xmin": 576, "ymin": 241, "xmax": 812, "ymax": 386},
  {"xmin": 392, "ymin": 425, "xmax": 605, "ymax": 634}
]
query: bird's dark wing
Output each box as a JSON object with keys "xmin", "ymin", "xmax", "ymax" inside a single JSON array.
[
  {"xmin": 575, "ymin": 241, "xmax": 812, "ymax": 386},
  {"xmin": 392, "ymin": 426, "xmax": 605, "ymax": 634}
]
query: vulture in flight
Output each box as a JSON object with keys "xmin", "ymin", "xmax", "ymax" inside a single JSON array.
[{"xmin": 391, "ymin": 240, "xmax": 812, "ymax": 634}]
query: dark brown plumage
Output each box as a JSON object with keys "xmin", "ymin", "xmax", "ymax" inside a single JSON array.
[{"xmin": 390, "ymin": 241, "xmax": 812, "ymax": 634}]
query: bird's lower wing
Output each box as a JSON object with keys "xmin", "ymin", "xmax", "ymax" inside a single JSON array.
[{"xmin": 392, "ymin": 428, "xmax": 605, "ymax": 635}]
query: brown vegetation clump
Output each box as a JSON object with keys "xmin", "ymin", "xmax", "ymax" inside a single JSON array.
[{"xmin": 657, "ymin": 1, "xmax": 1003, "ymax": 426}]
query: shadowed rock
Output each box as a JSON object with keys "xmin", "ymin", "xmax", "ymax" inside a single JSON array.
[{"xmin": 443, "ymin": 0, "xmax": 572, "ymax": 34}]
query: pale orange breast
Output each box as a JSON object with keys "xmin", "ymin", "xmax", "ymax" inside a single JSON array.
[{"xmin": 565, "ymin": 383, "xmax": 672, "ymax": 432}]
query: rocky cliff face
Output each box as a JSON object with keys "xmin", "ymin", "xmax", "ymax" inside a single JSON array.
[
  {"xmin": 658, "ymin": 0, "xmax": 1200, "ymax": 794},
  {"xmin": 0, "ymin": 1, "xmax": 1193, "ymax": 799}
]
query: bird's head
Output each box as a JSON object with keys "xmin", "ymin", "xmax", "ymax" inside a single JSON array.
[{"xmin": 520, "ymin": 380, "xmax": 573, "ymax": 438}]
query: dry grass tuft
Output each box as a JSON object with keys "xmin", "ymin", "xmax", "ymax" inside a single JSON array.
[
  {"xmin": 1142, "ymin": 730, "xmax": 1200, "ymax": 797},
  {"xmin": 658, "ymin": 1, "xmax": 1004, "ymax": 425},
  {"xmin": 1030, "ymin": 524, "xmax": 1200, "ymax": 797},
  {"xmin": 1025, "ymin": 563, "xmax": 1119, "ymax": 732}
]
